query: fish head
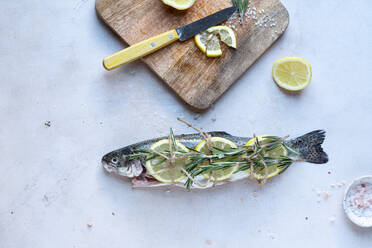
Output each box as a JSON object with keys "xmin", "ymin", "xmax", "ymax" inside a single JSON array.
[{"xmin": 102, "ymin": 149, "xmax": 143, "ymax": 178}]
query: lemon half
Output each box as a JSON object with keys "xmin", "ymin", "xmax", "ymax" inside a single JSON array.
[
  {"xmin": 272, "ymin": 57, "xmax": 312, "ymax": 91},
  {"xmin": 161, "ymin": 0, "xmax": 195, "ymax": 10}
]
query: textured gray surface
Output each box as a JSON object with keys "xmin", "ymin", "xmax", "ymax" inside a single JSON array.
[{"xmin": 0, "ymin": 0, "xmax": 371, "ymax": 247}]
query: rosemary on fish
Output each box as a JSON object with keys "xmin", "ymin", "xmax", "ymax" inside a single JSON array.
[
  {"xmin": 184, "ymin": 134, "xmax": 294, "ymax": 189},
  {"xmin": 128, "ymin": 123, "xmax": 296, "ymax": 190}
]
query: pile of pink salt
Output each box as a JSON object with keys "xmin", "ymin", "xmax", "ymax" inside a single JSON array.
[{"xmin": 345, "ymin": 182, "xmax": 372, "ymax": 217}]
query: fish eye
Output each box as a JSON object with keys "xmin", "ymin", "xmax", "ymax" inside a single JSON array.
[{"xmin": 111, "ymin": 157, "xmax": 118, "ymax": 164}]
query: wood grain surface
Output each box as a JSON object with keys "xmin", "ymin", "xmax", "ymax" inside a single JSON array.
[{"xmin": 96, "ymin": 0, "xmax": 289, "ymax": 110}]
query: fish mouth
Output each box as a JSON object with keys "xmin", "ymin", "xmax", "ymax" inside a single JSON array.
[
  {"xmin": 102, "ymin": 160, "xmax": 118, "ymax": 173},
  {"xmin": 102, "ymin": 158, "xmax": 144, "ymax": 178}
]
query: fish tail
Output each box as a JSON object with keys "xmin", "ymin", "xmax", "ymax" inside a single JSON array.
[{"xmin": 287, "ymin": 130, "xmax": 328, "ymax": 164}]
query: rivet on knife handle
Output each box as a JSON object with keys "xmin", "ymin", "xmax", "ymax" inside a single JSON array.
[{"xmin": 103, "ymin": 30, "xmax": 179, "ymax": 70}]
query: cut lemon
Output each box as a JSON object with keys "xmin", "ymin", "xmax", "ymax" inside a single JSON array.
[
  {"xmin": 245, "ymin": 135, "xmax": 288, "ymax": 180},
  {"xmin": 194, "ymin": 25, "xmax": 236, "ymax": 57},
  {"xmin": 207, "ymin": 26, "xmax": 237, "ymax": 48},
  {"xmin": 145, "ymin": 139, "xmax": 190, "ymax": 183},
  {"xmin": 272, "ymin": 57, "xmax": 312, "ymax": 91},
  {"xmin": 194, "ymin": 31, "xmax": 210, "ymax": 53},
  {"xmin": 195, "ymin": 137, "xmax": 238, "ymax": 181},
  {"xmin": 206, "ymin": 35, "xmax": 222, "ymax": 57},
  {"xmin": 161, "ymin": 0, "xmax": 195, "ymax": 10}
]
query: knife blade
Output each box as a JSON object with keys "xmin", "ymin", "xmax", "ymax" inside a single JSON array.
[
  {"xmin": 103, "ymin": 6, "xmax": 237, "ymax": 71},
  {"xmin": 176, "ymin": 6, "xmax": 236, "ymax": 41}
]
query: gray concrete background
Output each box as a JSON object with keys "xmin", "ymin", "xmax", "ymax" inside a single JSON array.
[{"xmin": 1, "ymin": 0, "xmax": 371, "ymax": 247}]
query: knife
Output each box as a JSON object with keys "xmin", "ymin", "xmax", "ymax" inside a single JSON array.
[{"xmin": 103, "ymin": 6, "xmax": 237, "ymax": 70}]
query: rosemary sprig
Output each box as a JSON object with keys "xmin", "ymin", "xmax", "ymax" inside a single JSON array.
[
  {"xmin": 170, "ymin": 128, "xmax": 177, "ymax": 152},
  {"xmin": 126, "ymin": 127, "xmax": 297, "ymax": 190},
  {"xmin": 232, "ymin": 0, "xmax": 249, "ymax": 19},
  {"xmin": 283, "ymin": 143, "xmax": 301, "ymax": 156},
  {"xmin": 182, "ymin": 136, "xmax": 294, "ymax": 190}
]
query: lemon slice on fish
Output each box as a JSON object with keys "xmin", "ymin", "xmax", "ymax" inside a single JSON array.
[
  {"xmin": 272, "ymin": 57, "xmax": 312, "ymax": 91},
  {"xmin": 145, "ymin": 139, "xmax": 190, "ymax": 183},
  {"xmin": 245, "ymin": 135, "xmax": 288, "ymax": 180},
  {"xmin": 161, "ymin": 0, "xmax": 195, "ymax": 10},
  {"xmin": 195, "ymin": 25, "xmax": 236, "ymax": 57},
  {"xmin": 195, "ymin": 137, "xmax": 238, "ymax": 181}
]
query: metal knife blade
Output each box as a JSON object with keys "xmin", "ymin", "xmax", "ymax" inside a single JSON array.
[{"xmin": 176, "ymin": 6, "xmax": 237, "ymax": 41}]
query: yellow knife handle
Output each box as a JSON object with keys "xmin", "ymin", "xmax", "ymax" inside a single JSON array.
[{"xmin": 103, "ymin": 30, "xmax": 179, "ymax": 70}]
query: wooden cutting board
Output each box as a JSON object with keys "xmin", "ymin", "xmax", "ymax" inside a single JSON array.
[{"xmin": 96, "ymin": 0, "xmax": 289, "ymax": 110}]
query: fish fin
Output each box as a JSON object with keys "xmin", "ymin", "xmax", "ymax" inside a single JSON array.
[
  {"xmin": 288, "ymin": 130, "xmax": 328, "ymax": 164},
  {"xmin": 207, "ymin": 131, "xmax": 231, "ymax": 136}
]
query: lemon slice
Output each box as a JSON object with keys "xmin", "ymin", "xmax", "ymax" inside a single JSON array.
[
  {"xmin": 207, "ymin": 26, "xmax": 237, "ymax": 48},
  {"xmin": 206, "ymin": 35, "xmax": 222, "ymax": 57},
  {"xmin": 272, "ymin": 57, "xmax": 312, "ymax": 91},
  {"xmin": 195, "ymin": 137, "xmax": 238, "ymax": 181},
  {"xmin": 194, "ymin": 25, "xmax": 236, "ymax": 57},
  {"xmin": 194, "ymin": 31, "xmax": 210, "ymax": 53},
  {"xmin": 161, "ymin": 0, "xmax": 195, "ymax": 10},
  {"xmin": 245, "ymin": 135, "xmax": 288, "ymax": 180},
  {"xmin": 145, "ymin": 139, "xmax": 190, "ymax": 183}
]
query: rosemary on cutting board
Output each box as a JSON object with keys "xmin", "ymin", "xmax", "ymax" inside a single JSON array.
[{"xmin": 232, "ymin": 0, "xmax": 249, "ymax": 18}]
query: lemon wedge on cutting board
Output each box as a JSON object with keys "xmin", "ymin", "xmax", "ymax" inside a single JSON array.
[
  {"xmin": 245, "ymin": 135, "xmax": 288, "ymax": 180},
  {"xmin": 161, "ymin": 0, "xmax": 195, "ymax": 10},
  {"xmin": 206, "ymin": 35, "xmax": 222, "ymax": 57},
  {"xmin": 272, "ymin": 57, "xmax": 312, "ymax": 91},
  {"xmin": 195, "ymin": 26, "xmax": 236, "ymax": 57},
  {"xmin": 208, "ymin": 26, "xmax": 237, "ymax": 48},
  {"xmin": 145, "ymin": 139, "xmax": 190, "ymax": 183},
  {"xmin": 195, "ymin": 137, "xmax": 238, "ymax": 181}
]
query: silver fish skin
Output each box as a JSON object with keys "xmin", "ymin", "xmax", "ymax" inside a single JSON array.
[{"xmin": 102, "ymin": 130, "xmax": 328, "ymax": 188}]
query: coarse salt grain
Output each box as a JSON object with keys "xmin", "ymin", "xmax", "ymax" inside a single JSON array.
[
  {"xmin": 322, "ymin": 192, "xmax": 329, "ymax": 199},
  {"xmin": 329, "ymin": 216, "xmax": 336, "ymax": 223}
]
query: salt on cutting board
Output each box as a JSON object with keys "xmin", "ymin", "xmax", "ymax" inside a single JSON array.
[{"xmin": 96, "ymin": 0, "xmax": 289, "ymax": 110}]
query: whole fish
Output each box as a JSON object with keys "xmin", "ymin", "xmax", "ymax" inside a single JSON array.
[{"xmin": 102, "ymin": 130, "xmax": 328, "ymax": 189}]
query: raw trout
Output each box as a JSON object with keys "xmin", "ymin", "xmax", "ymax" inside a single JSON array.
[{"xmin": 102, "ymin": 130, "xmax": 328, "ymax": 189}]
